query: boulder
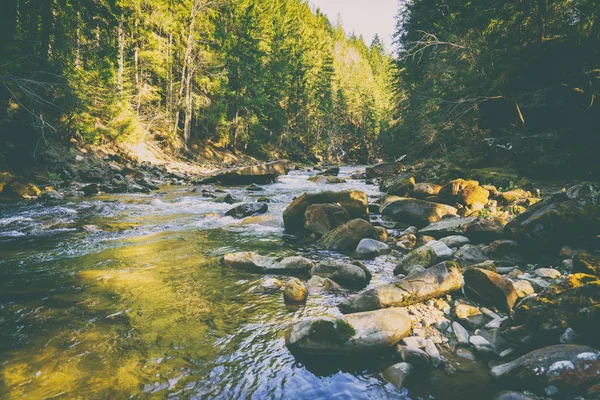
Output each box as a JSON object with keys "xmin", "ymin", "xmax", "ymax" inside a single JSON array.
[
  {"xmin": 497, "ymin": 189, "xmax": 532, "ymax": 205},
  {"xmin": 283, "ymin": 278, "xmax": 308, "ymax": 303},
  {"xmin": 491, "ymin": 344, "xmax": 600, "ymax": 395},
  {"xmin": 316, "ymin": 219, "xmax": 380, "ymax": 250},
  {"xmin": 500, "ymin": 274, "xmax": 600, "ymax": 347},
  {"xmin": 419, "ymin": 217, "xmax": 477, "ymax": 238},
  {"xmin": 285, "ymin": 308, "xmax": 411, "ymax": 355},
  {"xmin": 81, "ymin": 183, "xmax": 100, "ymax": 196},
  {"xmin": 382, "ymin": 362, "xmax": 413, "ymax": 388},
  {"xmin": 380, "ymin": 197, "xmax": 458, "ymax": 226},
  {"xmin": 338, "ymin": 262, "xmax": 463, "ymax": 313},
  {"xmin": 395, "ymin": 241, "xmax": 454, "ymax": 275},
  {"xmin": 412, "ymin": 182, "xmax": 443, "ymax": 199},
  {"xmin": 354, "ymin": 239, "xmax": 390, "ymax": 260},
  {"xmin": 366, "ymin": 162, "xmax": 403, "ymax": 179},
  {"xmin": 317, "ymin": 167, "xmax": 340, "ymax": 176},
  {"xmin": 225, "ymin": 202, "xmax": 268, "ymax": 219},
  {"xmin": 199, "ymin": 160, "xmax": 289, "ymax": 184},
  {"xmin": 464, "ymin": 268, "xmax": 517, "ymax": 312},
  {"xmin": 283, "ymin": 190, "xmax": 369, "ymax": 233},
  {"xmin": 246, "ymin": 183, "xmax": 264, "ymax": 191},
  {"xmin": 464, "ymin": 217, "xmax": 507, "ymax": 243},
  {"xmin": 454, "ymin": 244, "xmax": 490, "ymax": 265},
  {"xmin": 439, "ymin": 179, "xmax": 489, "ymax": 209},
  {"xmin": 305, "ymin": 276, "xmax": 343, "ymax": 294},
  {"xmin": 383, "ymin": 176, "xmax": 415, "ymax": 196},
  {"xmin": 304, "ymin": 204, "xmax": 350, "ymax": 235},
  {"xmin": 215, "ymin": 193, "xmax": 238, "ymax": 204},
  {"xmin": 452, "ymin": 322, "xmax": 470, "ymax": 345},
  {"xmin": 221, "ymin": 252, "xmax": 314, "ymax": 274},
  {"xmin": 513, "ymin": 280, "xmax": 535, "ymax": 298},
  {"xmin": 439, "ymin": 235, "xmax": 470, "ymax": 248},
  {"xmin": 574, "ymin": 253, "xmax": 600, "ymax": 276},
  {"xmin": 310, "ymin": 260, "xmax": 371, "ymax": 288},
  {"xmin": 504, "ymin": 187, "xmax": 600, "ymax": 251}
]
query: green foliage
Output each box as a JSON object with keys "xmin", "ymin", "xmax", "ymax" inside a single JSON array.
[
  {"xmin": 0, "ymin": 0, "xmax": 395, "ymax": 163},
  {"xmin": 386, "ymin": 0, "xmax": 600, "ymax": 174}
]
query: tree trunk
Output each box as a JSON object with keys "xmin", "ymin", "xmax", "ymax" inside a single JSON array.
[
  {"xmin": 39, "ymin": 0, "xmax": 54, "ymax": 61},
  {"xmin": 117, "ymin": 16, "xmax": 125, "ymax": 95}
]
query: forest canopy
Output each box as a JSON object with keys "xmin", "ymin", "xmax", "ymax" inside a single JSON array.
[{"xmin": 0, "ymin": 0, "xmax": 394, "ymax": 163}]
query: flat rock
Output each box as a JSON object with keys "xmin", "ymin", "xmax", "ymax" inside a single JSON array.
[
  {"xmin": 419, "ymin": 217, "xmax": 477, "ymax": 238},
  {"xmin": 200, "ymin": 160, "xmax": 289, "ymax": 184},
  {"xmin": 222, "ymin": 252, "xmax": 314, "ymax": 274},
  {"xmin": 310, "ymin": 260, "xmax": 371, "ymax": 288}
]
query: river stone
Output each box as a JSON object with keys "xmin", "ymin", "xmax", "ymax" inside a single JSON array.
[
  {"xmin": 395, "ymin": 245, "xmax": 438, "ymax": 275},
  {"xmin": 413, "ymin": 182, "xmax": 442, "ymax": 199},
  {"xmin": 283, "ymin": 278, "xmax": 308, "ymax": 303},
  {"xmin": 338, "ymin": 261, "xmax": 463, "ymax": 313},
  {"xmin": 468, "ymin": 260, "xmax": 498, "ymax": 272},
  {"xmin": 500, "ymin": 274, "xmax": 600, "ymax": 347},
  {"xmin": 454, "ymin": 304, "xmax": 485, "ymax": 328},
  {"xmin": 317, "ymin": 219, "xmax": 380, "ymax": 251},
  {"xmin": 384, "ymin": 176, "xmax": 415, "ymax": 196},
  {"xmin": 304, "ymin": 203, "xmax": 350, "ymax": 235},
  {"xmin": 425, "ymin": 339, "xmax": 443, "ymax": 367},
  {"xmin": 366, "ymin": 162, "xmax": 403, "ymax": 179},
  {"xmin": 317, "ymin": 167, "xmax": 340, "ymax": 176},
  {"xmin": 382, "ymin": 362, "xmax": 413, "ymax": 388},
  {"xmin": 283, "ymin": 190, "xmax": 369, "ymax": 233},
  {"xmin": 398, "ymin": 345, "xmax": 431, "ymax": 368},
  {"xmin": 425, "ymin": 240, "xmax": 455, "ymax": 259},
  {"xmin": 285, "ymin": 308, "xmax": 411, "ymax": 355},
  {"xmin": 241, "ymin": 214, "xmax": 280, "ymax": 227},
  {"xmin": 512, "ymin": 280, "xmax": 535, "ymax": 298},
  {"xmin": 355, "ymin": 239, "xmax": 390, "ymax": 260},
  {"xmin": 504, "ymin": 189, "xmax": 600, "ymax": 251},
  {"xmin": 222, "ymin": 252, "xmax": 314, "ymax": 274},
  {"xmin": 534, "ymin": 268, "xmax": 561, "ymax": 279},
  {"xmin": 225, "ymin": 202, "xmax": 268, "ymax": 219},
  {"xmin": 491, "ymin": 344, "xmax": 600, "ymax": 394},
  {"xmin": 454, "ymin": 244, "xmax": 490, "ymax": 265},
  {"xmin": 199, "ymin": 160, "xmax": 289, "ymax": 184},
  {"xmin": 453, "ymin": 322, "xmax": 470, "ymax": 345},
  {"xmin": 310, "ymin": 260, "xmax": 371, "ymax": 288},
  {"xmin": 464, "ymin": 217, "xmax": 507, "ymax": 243},
  {"xmin": 305, "ymin": 276, "xmax": 343, "ymax": 294},
  {"xmin": 439, "ymin": 235, "xmax": 470, "ymax": 248},
  {"xmin": 438, "ymin": 179, "xmax": 484, "ymax": 206},
  {"xmin": 464, "ymin": 268, "xmax": 517, "ymax": 312},
  {"xmin": 214, "ymin": 193, "xmax": 238, "ymax": 204},
  {"xmin": 380, "ymin": 197, "xmax": 458, "ymax": 226},
  {"xmin": 308, "ymin": 176, "xmax": 346, "ymax": 184},
  {"xmin": 574, "ymin": 253, "xmax": 600, "ymax": 276},
  {"xmin": 419, "ymin": 217, "xmax": 477, "ymax": 238},
  {"xmin": 246, "ymin": 183, "xmax": 264, "ymax": 191}
]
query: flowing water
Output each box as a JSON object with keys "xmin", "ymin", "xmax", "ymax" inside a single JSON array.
[{"xmin": 0, "ymin": 167, "xmax": 489, "ymax": 399}]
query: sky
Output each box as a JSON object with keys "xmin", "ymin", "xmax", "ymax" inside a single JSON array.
[{"xmin": 309, "ymin": 0, "xmax": 399, "ymax": 53}]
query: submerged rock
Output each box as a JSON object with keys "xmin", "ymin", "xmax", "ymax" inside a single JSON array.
[
  {"xmin": 380, "ymin": 197, "xmax": 458, "ymax": 226},
  {"xmin": 199, "ymin": 160, "xmax": 289, "ymax": 184},
  {"xmin": 304, "ymin": 203, "xmax": 350, "ymax": 235},
  {"xmin": 382, "ymin": 362, "xmax": 413, "ymax": 388},
  {"xmin": 310, "ymin": 260, "xmax": 371, "ymax": 288},
  {"xmin": 283, "ymin": 190, "xmax": 369, "ymax": 233},
  {"xmin": 316, "ymin": 167, "xmax": 340, "ymax": 176},
  {"xmin": 308, "ymin": 176, "xmax": 346, "ymax": 184},
  {"xmin": 491, "ymin": 344, "xmax": 600, "ymax": 395},
  {"xmin": 285, "ymin": 308, "xmax": 411, "ymax": 355},
  {"xmin": 338, "ymin": 261, "xmax": 463, "ymax": 313},
  {"xmin": 225, "ymin": 202, "xmax": 268, "ymax": 219},
  {"xmin": 316, "ymin": 219, "xmax": 380, "ymax": 251}
]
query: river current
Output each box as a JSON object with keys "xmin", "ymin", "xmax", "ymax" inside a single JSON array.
[{"xmin": 0, "ymin": 166, "xmax": 488, "ymax": 399}]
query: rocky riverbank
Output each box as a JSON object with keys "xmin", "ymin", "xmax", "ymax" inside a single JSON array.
[{"xmin": 218, "ymin": 161, "xmax": 600, "ymax": 399}]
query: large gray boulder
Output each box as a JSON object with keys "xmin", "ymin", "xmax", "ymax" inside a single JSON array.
[
  {"xmin": 395, "ymin": 241, "xmax": 454, "ymax": 275},
  {"xmin": 285, "ymin": 308, "xmax": 411, "ymax": 355},
  {"xmin": 283, "ymin": 190, "xmax": 369, "ymax": 233},
  {"xmin": 199, "ymin": 160, "xmax": 289, "ymax": 184},
  {"xmin": 310, "ymin": 260, "xmax": 371, "ymax": 288},
  {"xmin": 339, "ymin": 262, "xmax": 463, "ymax": 313},
  {"xmin": 380, "ymin": 197, "xmax": 458, "ymax": 226},
  {"xmin": 491, "ymin": 344, "xmax": 600, "ymax": 395},
  {"xmin": 419, "ymin": 217, "xmax": 477, "ymax": 238}
]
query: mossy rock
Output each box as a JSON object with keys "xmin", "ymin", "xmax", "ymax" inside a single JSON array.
[{"xmin": 574, "ymin": 253, "xmax": 600, "ymax": 276}]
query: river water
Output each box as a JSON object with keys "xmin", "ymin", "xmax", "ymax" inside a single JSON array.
[{"xmin": 0, "ymin": 167, "xmax": 489, "ymax": 399}]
